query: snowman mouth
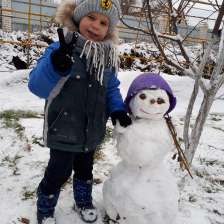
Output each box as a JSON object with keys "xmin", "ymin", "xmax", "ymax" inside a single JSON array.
[{"xmin": 140, "ymin": 108, "xmax": 161, "ymax": 115}]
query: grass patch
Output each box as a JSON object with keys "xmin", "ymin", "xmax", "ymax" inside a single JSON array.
[
  {"xmin": 211, "ymin": 117, "xmax": 222, "ymax": 121},
  {"xmin": 32, "ymin": 135, "xmax": 44, "ymax": 147},
  {"xmin": 103, "ymin": 126, "xmax": 113, "ymax": 143},
  {"xmin": 22, "ymin": 187, "xmax": 36, "ymax": 200},
  {"xmin": 0, "ymin": 109, "xmax": 39, "ymax": 120},
  {"xmin": 0, "ymin": 109, "xmax": 39, "ymax": 140},
  {"xmin": 199, "ymin": 158, "xmax": 220, "ymax": 166},
  {"xmin": 1, "ymin": 154, "xmax": 23, "ymax": 175},
  {"xmin": 194, "ymin": 168, "xmax": 210, "ymax": 178},
  {"xmin": 211, "ymin": 178, "xmax": 224, "ymax": 187}
]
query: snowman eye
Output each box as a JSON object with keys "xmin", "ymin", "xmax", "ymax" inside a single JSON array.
[
  {"xmin": 150, "ymin": 99, "xmax": 156, "ymax": 104},
  {"xmin": 157, "ymin": 98, "xmax": 165, "ymax": 104},
  {"xmin": 139, "ymin": 93, "xmax": 146, "ymax": 100}
]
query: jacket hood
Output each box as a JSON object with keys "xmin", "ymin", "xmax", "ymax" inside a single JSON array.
[{"xmin": 55, "ymin": 0, "xmax": 119, "ymax": 44}]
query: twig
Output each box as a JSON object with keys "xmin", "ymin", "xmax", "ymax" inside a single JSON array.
[
  {"xmin": 182, "ymin": 11, "xmax": 217, "ymax": 43},
  {"xmin": 145, "ymin": 1, "xmax": 185, "ymax": 72},
  {"xmin": 165, "ymin": 115, "xmax": 193, "ymax": 178},
  {"xmin": 215, "ymin": 92, "xmax": 224, "ymax": 100}
]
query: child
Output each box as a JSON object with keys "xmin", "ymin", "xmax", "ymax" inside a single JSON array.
[{"xmin": 28, "ymin": 0, "xmax": 132, "ymax": 223}]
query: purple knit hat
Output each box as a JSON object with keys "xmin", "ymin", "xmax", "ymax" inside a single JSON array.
[{"xmin": 125, "ymin": 73, "xmax": 176, "ymax": 115}]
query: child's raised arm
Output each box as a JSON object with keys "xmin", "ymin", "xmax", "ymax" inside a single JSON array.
[{"xmin": 28, "ymin": 29, "xmax": 77, "ymax": 99}]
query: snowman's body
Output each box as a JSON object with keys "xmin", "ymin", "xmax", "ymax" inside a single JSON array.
[{"xmin": 103, "ymin": 84, "xmax": 179, "ymax": 224}]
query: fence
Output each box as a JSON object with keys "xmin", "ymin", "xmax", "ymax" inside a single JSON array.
[
  {"xmin": 119, "ymin": 15, "xmax": 213, "ymax": 44},
  {"xmin": 0, "ymin": 0, "xmax": 56, "ymax": 32},
  {"xmin": 0, "ymin": 0, "xmax": 217, "ymax": 42},
  {"xmin": 0, "ymin": 0, "xmax": 220, "ymax": 68}
]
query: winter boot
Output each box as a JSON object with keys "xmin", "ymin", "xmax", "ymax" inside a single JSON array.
[
  {"xmin": 37, "ymin": 186, "xmax": 60, "ymax": 224},
  {"xmin": 73, "ymin": 178, "xmax": 97, "ymax": 223}
]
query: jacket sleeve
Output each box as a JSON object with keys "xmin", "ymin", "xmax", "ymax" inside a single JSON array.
[
  {"xmin": 28, "ymin": 42, "xmax": 71, "ymax": 99},
  {"xmin": 106, "ymin": 73, "xmax": 126, "ymax": 115}
]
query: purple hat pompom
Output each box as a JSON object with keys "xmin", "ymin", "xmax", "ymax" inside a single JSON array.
[{"xmin": 125, "ymin": 73, "xmax": 176, "ymax": 115}]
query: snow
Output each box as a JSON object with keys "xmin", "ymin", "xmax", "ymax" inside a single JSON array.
[
  {"xmin": 0, "ymin": 69, "xmax": 44, "ymax": 111},
  {"xmin": 42, "ymin": 217, "xmax": 56, "ymax": 224},
  {"xmin": 0, "ymin": 28, "xmax": 57, "ymax": 72},
  {"xmin": 0, "ymin": 53, "xmax": 224, "ymax": 223}
]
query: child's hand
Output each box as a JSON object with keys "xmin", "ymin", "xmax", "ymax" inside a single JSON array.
[
  {"xmin": 111, "ymin": 110, "xmax": 132, "ymax": 127},
  {"xmin": 51, "ymin": 28, "xmax": 78, "ymax": 73}
]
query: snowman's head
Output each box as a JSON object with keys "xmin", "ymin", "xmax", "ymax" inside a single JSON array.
[
  {"xmin": 129, "ymin": 88, "xmax": 170, "ymax": 119},
  {"xmin": 125, "ymin": 73, "xmax": 176, "ymax": 118}
]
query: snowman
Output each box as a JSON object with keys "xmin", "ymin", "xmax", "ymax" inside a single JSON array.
[{"xmin": 103, "ymin": 73, "xmax": 179, "ymax": 224}]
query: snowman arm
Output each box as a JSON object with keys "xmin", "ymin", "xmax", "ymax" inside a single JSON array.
[
  {"xmin": 168, "ymin": 131, "xmax": 176, "ymax": 152},
  {"xmin": 167, "ymin": 117, "xmax": 182, "ymax": 152}
]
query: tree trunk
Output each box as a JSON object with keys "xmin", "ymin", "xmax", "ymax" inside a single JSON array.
[
  {"xmin": 185, "ymin": 91, "xmax": 216, "ymax": 164},
  {"xmin": 183, "ymin": 79, "xmax": 200, "ymax": 150}
]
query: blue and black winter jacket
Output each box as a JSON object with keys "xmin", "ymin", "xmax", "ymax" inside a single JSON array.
[{"xmin": 28, "ymin": 42, "xmax": 125, "ymax": 152}]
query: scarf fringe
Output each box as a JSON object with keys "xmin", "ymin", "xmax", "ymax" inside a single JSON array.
[{"xmin": 79, "ymin": 39, "xmax": 119, "ymax": 85}]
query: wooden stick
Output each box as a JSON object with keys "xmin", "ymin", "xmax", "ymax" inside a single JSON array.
[{"xmin": 165, "ymin": 115, "xmax": 193, "ymax": 179}]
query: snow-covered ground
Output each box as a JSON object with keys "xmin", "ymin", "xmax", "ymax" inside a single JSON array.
[{"xmin": 0, "ymin": 68, "xmax": 224, "ymax": 224}]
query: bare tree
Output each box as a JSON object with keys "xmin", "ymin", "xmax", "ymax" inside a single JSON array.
[{"xmin": 120, "ymin": 0, "xmax": 224, "ymax": 165}]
